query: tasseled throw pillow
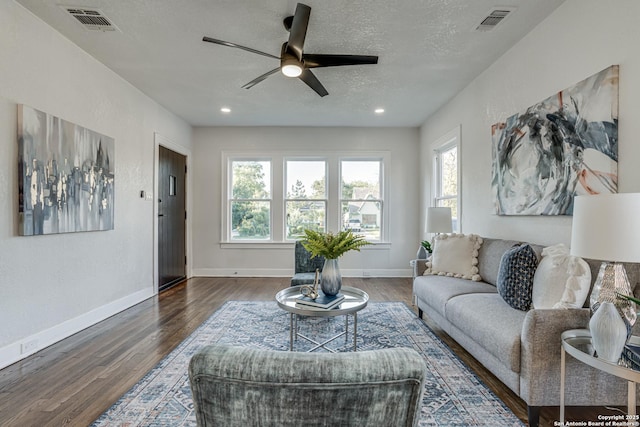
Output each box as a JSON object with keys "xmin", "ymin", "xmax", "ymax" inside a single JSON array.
[{"xmin": 423, "ymin": 234, "xmax": 483, "ymax": 281}]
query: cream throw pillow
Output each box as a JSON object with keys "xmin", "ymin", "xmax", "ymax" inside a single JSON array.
[
  {"xmin": 531, "ymin": 243, "xmax": 591, "ymax": 309},
  {"xmin": 423, "ymin": 234, "xmax": 482, "ymax": 281},
  {"xmin": 554, "ymin": 255, "xmax": 591, "ymax": 309}
]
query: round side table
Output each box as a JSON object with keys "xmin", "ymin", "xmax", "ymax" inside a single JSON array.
[{"xmin": 561, "ymin": 328, "xmax": 640, "ymax": 423}]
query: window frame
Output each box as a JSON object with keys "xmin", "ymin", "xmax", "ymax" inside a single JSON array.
[
  {"xmin": 226, "ymin": 157, "xmax": 273, "ymax": 242},
  {"xmin": 284, "ymin": 158, "xmax": 328, "ymax": 241},
  {"xmin": 339, "ymin": 157, "xmax": 385, "ymax": 242},
  {"xmin": 221, "ymin": 151, "xmax": 390, "ymax": 246},
  {"xmin": 432, "ymin": 127, "xmax": 461, "ymax": 233}
]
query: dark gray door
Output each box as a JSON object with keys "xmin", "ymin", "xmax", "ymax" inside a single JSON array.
[{"xmin": 158, "ymin": 146, "xmax": 186, "ymax": 292}]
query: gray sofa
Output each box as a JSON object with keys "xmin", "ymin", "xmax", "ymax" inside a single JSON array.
[{"xmin": 413, "ymin": 237, "xmax": 640, "ymax": 427}]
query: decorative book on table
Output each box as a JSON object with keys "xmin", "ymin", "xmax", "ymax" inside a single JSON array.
[
  {"xmin": 296, "ymin": 293, "xmax": 345, "ymax": 309},
  {"xmin": 622, "ymin": 343, "xmax": 640, "ymax": 371}
]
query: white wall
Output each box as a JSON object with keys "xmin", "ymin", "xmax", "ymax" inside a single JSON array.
[
  {"xmin": 419, "ymin": 0, "xmax": 640, "ymax": 246},
  {"xmin": 191, "ymin": 127, "xmax": 419, "ymax": 277},
  {"xmin": 0, "ymin": 2, "xmax": 192, "ymax": 368}
]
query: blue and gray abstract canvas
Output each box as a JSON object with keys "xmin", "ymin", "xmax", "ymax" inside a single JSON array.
[{"xmin": 491, "ymin": 65, "xmax": 618, "ymax": 215}]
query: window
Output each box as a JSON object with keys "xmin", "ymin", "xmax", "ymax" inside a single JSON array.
[
  {"xmin": 229, "ymin": 159, "xmax": 271, "ymax": 240},
  {"xmin": 285, "ymin": 160, "xmax": 327, "ymax": 239},
  {"xmin": 340, "ymin": 160, "xmax": 382, "ymax": 241},
  {"xmin": 433, "ymin": 130, "xmax": 459, "ymax": 232},
  {"xmin": 222, "ymin": 152, "xmax": 388, "ymax": 244}
]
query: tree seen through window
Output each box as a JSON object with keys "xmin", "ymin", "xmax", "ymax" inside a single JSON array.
[
  {"xmin": 286, "ymin": 160, "xmax": 326, "ymax": 239},
  {"xmin": 231, "ymin": 160, "xmax": 271, "ymax": 240}
]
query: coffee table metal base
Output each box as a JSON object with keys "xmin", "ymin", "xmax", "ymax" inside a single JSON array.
[
  {"xmin": 276, "ymin": 286, "xmax": 368, "ymax": 353},
  {"xmin": 289, "ymin": 312, "xmax": 358, "ymax": 352}
]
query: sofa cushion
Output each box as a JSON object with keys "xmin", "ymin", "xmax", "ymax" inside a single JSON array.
[
  {"xmin": 497, "ymin": 244, "xmax": 538, "ymax": 311},
  {"xmin": 554, "ymin": 256, "xmax": 591, "ymax": 309},
  {"xmin": 532, "ymin": 244, "xmax": 571, "ymax": 308},
  {"xmin": 477, "ymin": 238, "xmax": 521, "ymax": 286},
  {"xmin": 445, "ymin": 293, "xmax": 527, "ymax": 373},
  {"xmin": 532, "ymin": 243, "xmax": 591, "ymax": 309},
  {"xmin": 413, "ymin": 275, "xmax": 497, "ymax": 316},
  {"xmin": 425, "ymin": 234, "xmax": 482, "ymax": 281}
]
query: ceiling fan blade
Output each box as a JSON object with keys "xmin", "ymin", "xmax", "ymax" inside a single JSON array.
[
  {"xmin": 287, "ymin": 3, "xmax": 311, "ymax": 61},
  {"xmin": 202, "ymin": 36, "xmax": 279, "ymax": 60},
  {"xmin": 303, "ymin": 54, "xmax": 379, "ymax": 68},
  {"xmin": 298, "ymin": 69, "xmax": 328, "ymax": 97},
  {"xmin": 241, "ymin": 67, "xmax": 281, "ymax": 89}
]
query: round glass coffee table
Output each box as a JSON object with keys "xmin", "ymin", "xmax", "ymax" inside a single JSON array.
[
  {"xmin": 560, "ymin": 329, "xmax": 640, "ymax": 423},
  {"xmin": 275, "ymin": 286, "xmax": 369, "ymax": 352}
]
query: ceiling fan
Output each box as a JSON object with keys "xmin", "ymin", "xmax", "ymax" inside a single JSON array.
[{"xmin": 202, "ymin": 3, "xmax": 378, "ymax": 97}]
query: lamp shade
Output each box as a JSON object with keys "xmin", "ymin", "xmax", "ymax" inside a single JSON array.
[
  {"xmin": 570, "ymin": 193, "xmax": 640, "ymax": 263},
  {"xmin": 425, "ymin": 207, "xmax": 452, "ymax": 234}
]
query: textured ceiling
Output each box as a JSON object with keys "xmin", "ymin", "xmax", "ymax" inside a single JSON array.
[{"xmin": 16, "ymin": 0, "xmax": 565, "ymax": 127}]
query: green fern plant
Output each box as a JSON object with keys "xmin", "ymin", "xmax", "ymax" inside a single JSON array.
[
  {"xmin": 301, "ymin": 229, "xmax": 371, "ymax": 259},
  {"xmin": 616, "ymin": 292, "xmax": 640, "ymax": 306}
]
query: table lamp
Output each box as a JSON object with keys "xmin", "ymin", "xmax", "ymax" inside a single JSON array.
[
  {"xmin": 420, "ymin": 207, "xmax": 452, "ymax": 258},
  {"xmin": 426, "ymin": 207, "xmax": 453, "ymax": 235},
  {"xmin": 570, "ymin": 193, "xmax": 640, "ymax": 330}
]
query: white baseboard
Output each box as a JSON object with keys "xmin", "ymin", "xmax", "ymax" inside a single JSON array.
[
  {"xmin": 192, "ymin": 268, "xmax": 413, "ymax": 278},
  {"xmin": 0, "ymin": 288, "xmax": 154, "ymax": 370},
  {"xmin": 353, "ymin": 269, "xmax": 412, "ymax": 278},
  {"xmin": 193, "ymin": 268, "xmax": 291, "ymax": 277}
]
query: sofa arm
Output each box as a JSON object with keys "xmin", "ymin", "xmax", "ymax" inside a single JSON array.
[
  {"xmin": 519, "ymin": 308, "xmax": 590, "ymax": 405},
  {"xmin": 413, "ymin": 259, "xmax": 428, "ymax": 278}
]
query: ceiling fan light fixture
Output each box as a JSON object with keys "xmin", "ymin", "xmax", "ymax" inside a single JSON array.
[
  {"xmin": 203, "ymin": 3, "xmax": 378, "ymax": 96},
  {"xmin": 281, "ymin": 62, "xmax": 303, "ymax": 77}
]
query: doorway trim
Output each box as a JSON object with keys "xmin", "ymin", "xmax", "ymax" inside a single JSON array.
[{"xmin": 153, "ymin": 133, "xmax": 192, "ymax": 294}]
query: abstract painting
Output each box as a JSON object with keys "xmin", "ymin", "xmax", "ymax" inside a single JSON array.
[
  {"xmin": 18, "ymin": 105, "xmax": 115, "ymax": 235},
  {"xmin": 491, "ymin": 65, "xmax": 618, "ymax": 215}
]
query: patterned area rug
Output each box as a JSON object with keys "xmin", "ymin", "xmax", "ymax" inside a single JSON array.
[{"xmin": 92, "ymin": 301, "xmax": 524, "ymax": 426}]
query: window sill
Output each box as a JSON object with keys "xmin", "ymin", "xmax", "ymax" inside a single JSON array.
[{"xmin": 220, "ymin": 242, "xmax": 392, "ymax": 250}]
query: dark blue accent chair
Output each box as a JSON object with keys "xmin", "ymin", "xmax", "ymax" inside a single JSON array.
[{"xmin": 291, "ymin": 241, "xmax": 325, "ymax": 286}]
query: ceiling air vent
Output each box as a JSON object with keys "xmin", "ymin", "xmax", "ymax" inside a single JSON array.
[
  {"xmin": 62, "ymin": 6, "xmax": 119, "ymax": 32},
  {"xmin": 475, "ymin": 7, "xmax": 515, "ymax": 31}
]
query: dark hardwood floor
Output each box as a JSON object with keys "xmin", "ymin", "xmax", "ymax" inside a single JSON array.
[{"xmin": 0, "ymin": 277, "xmax": 621, "ymax": 426}]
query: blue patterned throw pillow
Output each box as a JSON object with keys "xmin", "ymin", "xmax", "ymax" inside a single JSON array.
[{"xmin": 497, "ymin": 244, "xmax": 538, "ymax": 311}]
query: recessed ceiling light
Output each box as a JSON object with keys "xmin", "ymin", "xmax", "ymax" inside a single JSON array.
[
  {"xmin": 220, "ymin": 107, "xmax": 231, "ymax": 113},
  {"xmin": 374, "ymin": 108, "xmax": 385, "ymax": 114}
]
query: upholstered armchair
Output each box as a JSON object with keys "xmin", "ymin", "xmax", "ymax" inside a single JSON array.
[
  {"xmin": 189, "ymin": 344, "xmax": 426, "ymax": 427},
  {"xmin": 291, "ymin": 240, "xmax": 325, "ymax": 286}
]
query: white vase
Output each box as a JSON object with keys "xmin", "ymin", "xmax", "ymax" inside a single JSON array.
[
  {"xmin": 320, "ymin": 259, "xmax": 342, "ymax": 296},
  {"xmin": 589, "ymin": 301, "xmax": 627, "ymax": 363}
]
